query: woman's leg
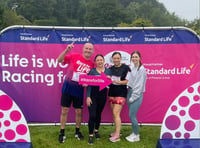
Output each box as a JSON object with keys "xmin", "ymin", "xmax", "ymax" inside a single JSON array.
[
  {"xmin": 109, "ymin": 97, "xmax": 114, "ymax": 124},
  {"xmin": 128, "ymin": 93, "xmax": 143, "ymax": 135},
  {"xmin": 95, "ymin": 96, "xmax": 107, "ymax": 131},
  {"xmin": 88, "ymin": 97, "xmax": 97, "ymax": 135},
  {"xmin": 112, "ymin": 104, "xmax": 123, "ymax": 137}
]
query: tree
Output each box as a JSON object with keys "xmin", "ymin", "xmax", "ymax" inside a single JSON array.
[
  {"xmin": 118, "ymin": 0, "xmax": 134, "ymax": 7},
  {"xmin": 1, "ymin": 9, "xmax": 31, "ymax": 30},
  {"xmin": 118, "ymin": 18, "xmax": 153, "ymax": 27},
  {"xmin": 7, "ymin": 0, "xmax": 56, "ymax": 22},
  {"xmin": 84, "ymin": 0, "xmax": 126, "ymax": 27},
  {"xmin": 125, "ymin": 2, "xmax": 140, "ymax": 23},
  {"xmin": 53, "ymin": 0, "xmax": 83, "ymax": 26},
  {"xmin": 1, "ymin": 0, "xmax": 196, "ymax": 29},
  {"xmin": 187, "ymin": 19, "xmax": 200, "ymax": 35}
]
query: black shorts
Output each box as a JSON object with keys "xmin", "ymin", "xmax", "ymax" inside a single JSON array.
[{"xmin": 61, "ymin": 93, "xmax": 83, "ymax": 109}]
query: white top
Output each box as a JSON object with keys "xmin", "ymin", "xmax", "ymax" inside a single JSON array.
[{"xmin": 126, "ymin": 64, "xmax": 147, "ymax": 101}]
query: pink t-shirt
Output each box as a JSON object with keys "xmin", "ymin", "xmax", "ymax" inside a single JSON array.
[{"xmin": 63, "ymin": 53, "xmax": 94, "ymax": 82}]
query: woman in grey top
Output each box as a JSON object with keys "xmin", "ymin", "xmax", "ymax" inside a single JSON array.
[{"xmin": 126, "ymin": 50, "xmax": 147, "ymax": 142}]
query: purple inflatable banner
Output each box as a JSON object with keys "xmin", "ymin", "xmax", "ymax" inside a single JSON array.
[{"xmin": 0, "ymin": 26, "xmax": 199, "ymax": 123}]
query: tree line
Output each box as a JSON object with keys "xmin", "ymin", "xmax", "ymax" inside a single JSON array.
[{"xmin": 0, "ymin": 0, "xmax": 199, "ymax": 35}]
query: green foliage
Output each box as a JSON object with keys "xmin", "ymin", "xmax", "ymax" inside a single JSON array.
[
  {"xmin": 0, "ymin": 0, "xmax": 199, "ymax": 35},
  {"xmin": 187, "ymin": 19, "xmax": 200, "ymax": 35},
  {"xmin": 118, "ymin": 18, "xmax": 153, "ymax": 27},
  {"xmin": 132, "ymin": 18, "xmax": 153, "ymax": 27},
  {"xmin": 0, "ymin": 8, "xmax": 31, "ymax": 30},
  {"xmin": 84, "ymin": 0, "xmax": 126, "ymax": 27},
  {"xmin": 33, "ymin": 19, "xmax": 58, "ymax": 26},
  {"xmin": 29, "ymin": 125, "xmax": 161, "ymax": 148}
]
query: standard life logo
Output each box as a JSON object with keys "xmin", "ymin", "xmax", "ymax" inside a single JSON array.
[{"xmin": 144, "ymin": 34, "xmax": 174, "ymax": 42}]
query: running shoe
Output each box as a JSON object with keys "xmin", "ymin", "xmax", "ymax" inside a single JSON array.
[{"xmin": 75, "ymin": 131, "xmax": 84, "ymax": 140}]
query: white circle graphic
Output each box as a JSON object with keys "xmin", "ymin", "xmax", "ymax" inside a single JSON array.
[{"xmin": 104, "ymin": 51, "xmax": 130, "ymax": 68}]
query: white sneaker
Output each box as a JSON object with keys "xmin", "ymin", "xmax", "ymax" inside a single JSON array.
[
  {"xmin": 126, "ymin": 133, "xmax": 140, "ymax": 142},
  {"xmin": 126, "ymin": 133, "xmax": 135, "ymax": 139}
]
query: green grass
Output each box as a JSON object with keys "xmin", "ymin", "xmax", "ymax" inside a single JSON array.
[{"xmin": 29, "ymin": 125, "xmax": 161, "ymax": 148}]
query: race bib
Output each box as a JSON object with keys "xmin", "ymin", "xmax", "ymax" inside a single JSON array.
[
  {"xmin": 72, "ymin": 72, "xmax": 80, "ymax": 82},
  {"xmin": 111, "ymin": 76, "xmax": 120, "ymax": 85}
]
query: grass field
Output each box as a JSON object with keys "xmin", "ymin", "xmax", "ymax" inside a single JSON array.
[{"xmin": 29, "ymin": 125, "xmax": 161, "ymax": 148}]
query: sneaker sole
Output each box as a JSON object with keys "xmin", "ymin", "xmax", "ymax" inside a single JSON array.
[
  {"xmin": 88, "ymin": 143, "xmax": 94, "ymax": 145},
  {"xmin": 109, "ymin": 133, "xmax": 122, "ymax": 137},
  {"xmin": 110, "ymin": 138, "xmax": 120, "ymax": 143},
  {"xmin": 75, "ymin": 135, "xmax": 83, "ymax": 140},
  {"xmin": 59, "ymin": 136, "xmax": 66, "ymax": 143},
  {"xmin": 125, "ymin": 137, "xmax": 140, "ymax": 142}
]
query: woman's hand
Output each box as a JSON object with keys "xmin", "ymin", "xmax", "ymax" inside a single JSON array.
[
  {"xmin": 112, "ymin": 79, "xmax": 121, "ymax": 85},
  {"xmin": 107, "ymin": 75, "xmax": 111, "ymax": 79},
  {"xmin": 87, "ymin": 97, "xmax": 92, "ymax": 107},
  {"xmin": 82, "ymin": 84, "xmax": 88, "ymax": 87}
]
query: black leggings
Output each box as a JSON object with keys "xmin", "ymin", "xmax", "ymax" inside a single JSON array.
[{"xmin": 88, "ymin": 95, "xmax": 107, "ymax": 134}]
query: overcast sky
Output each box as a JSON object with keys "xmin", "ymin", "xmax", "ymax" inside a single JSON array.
[{"xmin": 158, "ymin": 0, "xmax": 200, "ymax": 21}]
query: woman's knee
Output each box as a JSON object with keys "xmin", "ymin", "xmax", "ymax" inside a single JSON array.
[{"xmin": 89, "ymin": 113, "xmax": 96, "ymax": 121}]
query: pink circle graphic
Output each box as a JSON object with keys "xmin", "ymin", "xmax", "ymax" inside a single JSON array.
[
  {"xmin": 0, "ymin": 132, "xmax": 2, "ymax": 137},
  {"xmin": 0, "ymin": 95, "xmax": 13, "ymax": 110},
  {"xmin": 4, "ymin": 120, "xmax": 11, "ymax": 127},
  {"xmin": 16, "ymin": 124, "xmax": 27, "ymax": 135},
  {"xmin": 10, "ymin": 110, "xmax": 21, "ymax": 122},
  {"xmin": 0, "ymin": 122, "xmax": 1, "ymax": 128},
  {"xmin": 162, "ymin": 132, "xmax": 173, "ymax": 139},
  {"xmin": 178, "ymin": 96, "xmax": 189, "ymax": 107},
  {"xmin": 193, "ymin": 95, "xmax": 200, "ymax": 101},
  {"xmin": 189, "ymin": 103, "xmax": 200, "ymax": 120},
  {"xmin": 165, "ymin": 115, "xmax": 181, "ymax": 130},
  {"xmin": 171, "ymin": 105, "xmax": 177, "ymax": 112},
  {"xmin": 0, "ymin": 112, "xmax": 3, "ymax": 118},
  {"xmin": 4, "ymin": 129, "xmax": 16, "ymax": 140},
  {"xmin": 187, "ymin": 87, "xmax": 194, "ymax": 93},
  {"xmin": 179, "ymin": 110, "xmax": 186, "ymax": 116},
  {"xmin": 0, "ymin": 139, "xmax": 6, "ymax": 142},
  {"xmin": 184, "ymin": 120, "xmax": 195, "ymax": 131},
  {"xmin": 16, "ymin": 139, "xmax": 27, "ymax": 142},
  {"xmin": 184, "ymin": 133, "xmax": 190, "ymax": 139},
  {"xmin": 175, "ymin": 132, "xmax": 181, "ymax": 138}
]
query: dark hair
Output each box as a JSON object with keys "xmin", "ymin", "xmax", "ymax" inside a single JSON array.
[
  {"xmin": 94, "ymin": 54, "xmax": 104, "ymax": 61},
  {"xmin": 131, "ymin": 50, "xmax": 142, "ymax": 71},
  {"xmin": 112, "ymin": 51, "xmax": 121, "ymax": 58}
]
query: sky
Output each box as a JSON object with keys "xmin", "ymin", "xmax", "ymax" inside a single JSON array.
[{"xmin": 158, "ymin": 0, "xmax": 200, "ymax": 21}]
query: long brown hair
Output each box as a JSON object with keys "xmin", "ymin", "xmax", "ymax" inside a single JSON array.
[{"xmin": 131, "ymin": 50, "xmax": 142, "ymax": 71}]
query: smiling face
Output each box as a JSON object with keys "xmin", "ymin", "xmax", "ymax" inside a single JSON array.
[
  {"xmin": 82, "ymin": 43, "xmax": 94, "ymax": 60},
  {"xmin": 95, "ymin": 55, "xmax": 105, "ymax": 68},
  {"xmin": 112, "ymin": 53, "xmax": 121, "ymax": 67},
  {"xmin": 131, "ymin": 53, "xmax": 141, "ymax": 66}
]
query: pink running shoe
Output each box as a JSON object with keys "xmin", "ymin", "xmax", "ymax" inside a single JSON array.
[
  {"xmin": 109, "ymin": 132, "xmax": 122, "ymax": 137},
  {"xmin": 109, "ymin": 132, "xmax": 115, "ymax": 137},
  {"xmin": 109, "ymin": 135, "xmax": 120, "ymax": 142}
]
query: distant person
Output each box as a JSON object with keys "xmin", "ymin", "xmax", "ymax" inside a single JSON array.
[
  {"xmin": 108, "ymin": 52, "xmax": 131, "ymax": 142},
  {"xmin": 86, "ymin": 54, "xmax": 112, "ymax": 145},
  {"xmin": 57, "ymin": 42, "xmax": 94, "ymax": 143},
  {"xmin": 126, "ymin": 51, "xmax": 147, "ymax": 142}
]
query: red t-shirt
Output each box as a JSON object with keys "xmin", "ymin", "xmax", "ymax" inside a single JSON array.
[
  {"xmin": 63, "ymin": 53, "xmax": 94, "ymax": 81},
  {"xmin": 62, "ymin": 53, "xmax": 94, "ymax": 98}
]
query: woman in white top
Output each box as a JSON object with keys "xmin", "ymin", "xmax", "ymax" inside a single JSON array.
[{"xmin": 125, "ymin": 50, "xmax": 147, "ymax": 142}]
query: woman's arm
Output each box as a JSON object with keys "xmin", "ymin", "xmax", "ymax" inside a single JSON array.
[{"xmin": 129, "ymin": 68, "xmax": 147, "ymax": 103}]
